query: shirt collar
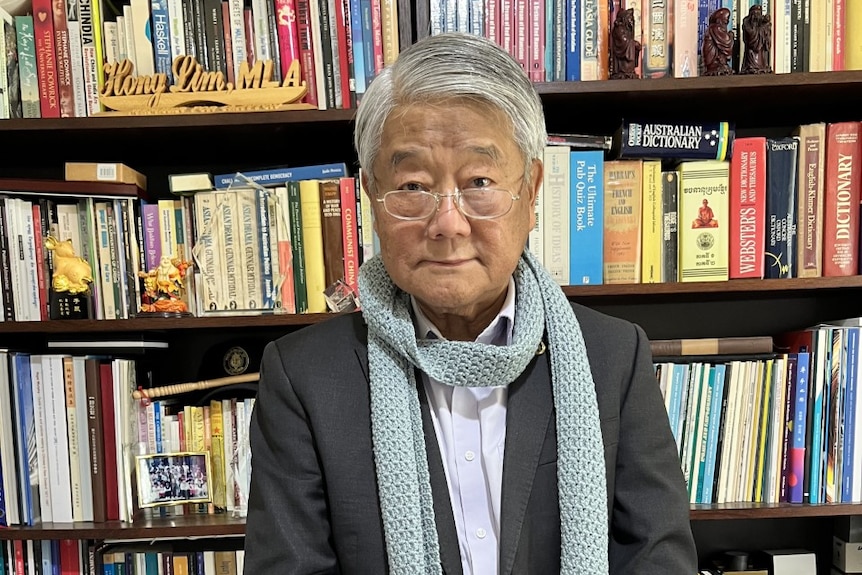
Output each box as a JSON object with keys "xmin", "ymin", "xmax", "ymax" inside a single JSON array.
[{"xmin": 410, "ymin": 277, "xmax": 516, "ymax": 345}]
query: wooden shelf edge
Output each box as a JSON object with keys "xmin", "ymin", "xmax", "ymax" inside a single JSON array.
[
  {"xmin": 0, "ymin": 516, "xmax": 247, "ymax": 540},
  {"xmin": 690, "ymin": 502, "xmax": 862, "ymax": 520}
]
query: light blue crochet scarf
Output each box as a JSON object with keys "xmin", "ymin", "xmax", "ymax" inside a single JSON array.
[{"xmin": 359, "ymin": 249, "xmax": 608, "ymax": 574}]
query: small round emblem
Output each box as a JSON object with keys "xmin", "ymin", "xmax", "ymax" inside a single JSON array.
[{"xmin": 223, "ymin": 346, "xmax": 250, "ymax": 375}]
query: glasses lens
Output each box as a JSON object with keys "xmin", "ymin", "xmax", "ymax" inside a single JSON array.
[
  {"xmin": 459, "ymin": 189, "xmax": 513, "ymax": 219},
  {"xmin": 384, "ymin": 190, "xmax": 437, "ymax": 219}
]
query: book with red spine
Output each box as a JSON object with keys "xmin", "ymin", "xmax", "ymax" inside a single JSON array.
[
  {"xmin": 823, "ymin": 121, "xmax": 862, "ymax": 276},
  {"xmin": 729, "ymin": 136, "xmax": 766, "ymax": 279},
  {"xmin": 275, "ymin": 0, "xmax": 301, "ymax": 81},
  {"xmin": 30, "ymin": 0, "xmax": 60, "ymax": 118},
  {"xmin": 295, "ymin": 0, "xmax": 319, "ymax": 107},
  {"xmin": 339, "ymin": 177, "xmax": 359, "ymax": 292}
]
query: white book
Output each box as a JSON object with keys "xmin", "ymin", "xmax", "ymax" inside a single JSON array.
[
  {"xmin": 226, "ymin": 0, "xmax": 247, "ymax": 80},
  {"xmin": 222, "ymin": 398, "xmax": 235, "ymax": 512},
  {"xmin": 103, "ymin": 20, "xmax": 119, "ymax": 65},
  {"xmin": 308, "ymin": 0, "xmax": 328, "ymax": 109},
  {"xmin": 251, "ymin": 0, "xmax": 273, "ymax": 65},
  {"xmin": 130, "ymin": 0, "xmax": 155, "ymax": 75},
  {"xmin": 42, "ymin": 354, "xmax": 74, "ymax": 523},
  {"xmin": 166, "ymin": 0, "xmax": 186, "ymax": 63},
  {"xmin": 0, "ymin": 9, "xmax": 10, "ymax": 119},
  {"xmin": 60, "ymin": 355, "xmax": 85, "ymax": 522},
  {"xmin": 542, "ymin": 145, "xmax": 570, "ymax": 285},
  {"xmin": 66, "ymin": 21, "xmax": 88, "ymax": 117},
  {"xmin": 0, "ymin": 351, "xmax": 20, "ymax": 525},
  {"xmin": 28, "ymin": 355, "xmax": 53, "ymax": 523},
  {"xmin": 116, "ymin": 13, "xmax": 130, "ymax": 63},
  {"xmin": 77, "ymin": 0, "xmax": 101, "ymax": 115}
]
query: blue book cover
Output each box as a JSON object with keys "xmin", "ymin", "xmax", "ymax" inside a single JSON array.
[
  {"xmin": 789, "ymin": 351, "xmax": 810, "ymax": 503},
  {"xmin": 149, "ymin": 0, "xmax": 173, "ymax": 82},
  {"xmin": 669, "ymin": 363, "xmax": 687, "ymax": 452},
  {"xmin": 841, "ymin": 327, "xmax": 858, "ymax": 502},
  {"xmin": 614, "ymin": 120, "xmax": 734, "ymax": 161},
  {"xmin": 695, "ymin": 364, "xmax": 717, "ymax": 503},
  {"xmin": 214, "ymin": 163, "xmax": 349, "ymax": 188},
  {"xmin": 569, "ymin": 150, "xmax": 603, "ymax": 285},
  {"xmin": 701, "ymin": 362, "xmax": 727, "ymax": 504},
  {"xmin": 764, "ymin": 137, "xmax": 799, "ymax": 279},
  {"xmin": 349, "ymin": 0, "xmax": 368, "ymax": 96},
  {"xmin": 11, "ymin": 352, "xmax": 36, "ymax": 525}
]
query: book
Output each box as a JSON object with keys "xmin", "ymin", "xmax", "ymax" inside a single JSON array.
[
  {"xmin": 650, "ymin": 336, "xmax": 774, "ymax": 357},
  {"xmin": 168, "ymin": 172, "xmax": 215, "ymax": 195},
  {"xmin": 613, "ymin": 120, "xmax": 734, "ymax": 161},
  {"xmin": 764, "ymin": 137, "xmax": 800, "ymax": 279},
  {"xmin": 546, "ymin": 133, "xmax": 612, "ymax": 150},
  {"xmin": 661, "ymin": 170, "xmax": 679, "ymax": 282},
  {"xmin": 822, "ymin": 121, "xmax": 862, "ymax": 276},
  {"xmin": 640, "ymin": 160, "xmax": 663, "ymax": 284},
  {"xmin": 0, "ymin": 178, "xmax": 148, "ymax": 200},
  {"xmin": 569, "ymin": 149, "xmax": 604, "ymax": 285},
  {"xmin": 602, "ymin": 159, "xmax": 642, "ymax": 284},
  {"xmin": 214, "ymin": 163, "xmax": 349, "ymax": 189},
  {"xmin": 65, "ymin": 162, "xmax": 148, "ymax": 190},
  {"xmin": 792, "ymin": 123, "xmax": 825, "ymax": 278},
  {"xmin": 729, "ymin": 137, "xmax": 766, "ymax": 279},
  {"xmin": 677, "ymin": 160, "xmax": 730, "ymax": 282}
]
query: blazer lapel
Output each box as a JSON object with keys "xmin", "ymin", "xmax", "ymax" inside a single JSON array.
[{"xmin": 499, "ymin": 351, "xmax": 554, "ymax": 575}]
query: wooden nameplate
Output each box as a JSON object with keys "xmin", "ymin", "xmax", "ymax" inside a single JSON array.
[{"xmin": 96, "ymin": 56, "xmax": 316, "ymax": 116}]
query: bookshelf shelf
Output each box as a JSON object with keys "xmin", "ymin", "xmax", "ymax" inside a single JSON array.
[
  {"xmin": 0, "ymin": 516, "xmax": 247, "ymax": 541},
  {"xmin": 690, "ymin": 503, "xmax": 862, "ymax": 521}
]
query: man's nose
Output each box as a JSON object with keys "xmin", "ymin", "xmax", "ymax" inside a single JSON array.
[{"xmin": 428, "ymin": 193, "xmax": 470, "ymax": 236}]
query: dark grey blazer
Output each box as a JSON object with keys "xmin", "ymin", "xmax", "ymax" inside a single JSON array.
[{"xmin": 244, "ymin": 303, "xmax": 697, "ymax": 574}]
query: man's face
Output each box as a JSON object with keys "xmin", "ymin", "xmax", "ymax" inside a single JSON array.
[{"xmin": 367, "ymin": 101, "xmax": 541, "ymax": 322}]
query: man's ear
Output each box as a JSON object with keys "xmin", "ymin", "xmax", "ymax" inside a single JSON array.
[{"xmin": 527, "ymin": 158, "xmax": 543, "ymax": 208}]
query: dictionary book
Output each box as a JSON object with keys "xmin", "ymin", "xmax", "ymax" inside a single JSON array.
[{"xmin": 613, "ymin": 120, "xmax": 734, "ymax": 161}]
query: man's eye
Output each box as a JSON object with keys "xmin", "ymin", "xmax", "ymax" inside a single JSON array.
[
  {"xmin": 469, "ymin": 177, "xmax": 492, "ymax": 189},
  {"xmin": 399, "ymin": 182, "xmax": 426, "ymax": 191}
]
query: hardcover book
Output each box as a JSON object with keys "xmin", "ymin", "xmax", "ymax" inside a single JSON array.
[
  {"xmin": 661, "ymin": 170, "xmax": 679, "ymax": 282},
  {"xmin": 613, "ymin": 120, "xmax": 734, "ymax": 161},
  {"xmin": 569, "ymin": 149, "xmax": 603, "ymax": 285},
  {"xmin": 792, "ymin": 124, "xmax": 825, "ymax": 278},
  {"xmin": 602, "ymin": 159, "xmax": 642, "ymax": 284},
  {"xmin": 822, "ymin": 121, "xmax": 862, "ymax": 276},
  {"xmin": 729, "ymin": 137, "xmax": 767, "ymax": 279},
  {"xmin": 764, "ymin": 137, "xmax": 800, "ymax": 279},
  {"xmin": 677, "ymin": 160, "xmax": 730, "ymax": 282}
]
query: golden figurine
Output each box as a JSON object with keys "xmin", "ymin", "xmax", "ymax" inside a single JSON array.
[
  {"xmin": 138, "ymin": 255, "xmax": 194, "ymax": 315},
  {"xmin": 45, "ymin": 236, "xmax": 94, "ymax": 294},
  {"xmin": 45, "ymin": 236, "xmax": 95, "ymax": 319}
]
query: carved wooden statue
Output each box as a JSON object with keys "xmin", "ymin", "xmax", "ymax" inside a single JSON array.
[
  {"xmin": 702, "ymin": 8, "xmax": 735, "ymax": 76},
  {"xmin": 610, "ymin": 8, "xmax": 641, "ymax": 79},
  {"xmin": 740, "ymin": 4, "xmax": 773, "ymax": 74}
]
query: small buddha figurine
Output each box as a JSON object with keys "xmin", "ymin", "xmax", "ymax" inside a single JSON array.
[{"xmin": 610, "ymin": 8, "xmax": 641, "ymax": 79}]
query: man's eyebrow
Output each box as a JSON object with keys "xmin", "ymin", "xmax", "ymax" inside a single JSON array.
[
  {"xmin": 388, "ymin": 144, "xmax": 502, "ymax": 167},
  {"xmin": 468, "ymin": 145, "xmax": 502, "ymax": 161}
]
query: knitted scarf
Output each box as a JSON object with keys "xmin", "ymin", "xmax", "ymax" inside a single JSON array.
[{"xmin": 359, "ymin": 250, "xmax": 608, "ymax": 575}]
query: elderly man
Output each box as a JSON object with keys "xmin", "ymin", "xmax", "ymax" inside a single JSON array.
[{"xmin": 244, "ymin": 32, "xmax": 697, "ymax": 574}]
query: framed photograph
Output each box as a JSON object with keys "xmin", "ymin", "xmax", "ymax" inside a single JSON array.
[{"xmin": 136, "ymin": 452, "xmax": 213, "ymax": 508}]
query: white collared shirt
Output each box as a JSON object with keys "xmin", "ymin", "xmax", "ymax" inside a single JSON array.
[{"xmin": 411, "ymin": 278, "xmax": 515, "ymax": 575}]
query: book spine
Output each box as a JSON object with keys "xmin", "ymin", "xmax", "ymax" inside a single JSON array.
[
  {"xmin": 51, "ymin": 0, "xmax": 75, "ymax": 116},
  {"xmin": 339, "ymin": 177, "xmax": 359, "ymax": 292},
  {"xmin": 602, "ymin": 159, "xmax": 643, "ymax": 284},
  {"xmin": 640, "ymin": 160, "xmax": 662, "ymax": 283},
  {"xmin": 203, "ymin": 0, "xmax": 227, "ymax": 75},
  {"xmin": 794, "ymin": 124, "xmax": 825, "ymax": 277},
  {"xmin": 569, "ymin": 150, "xmax": 603, "ymax": 285},
  {"xmin": 729, "ymin": 136, "xmax": 767, "ymax": 279},
  {"xmin": 678, "ymin": 160, "xmax": 730, "ymax": 282},
  {"xmin": 615, "ymin": 120, "xmax": 733, "ymax": 160},
  {"xmin": 14, "ymin": 16, "xmax": 41, "ymax": 118},
  {"xmin": 299, "ymin": 179, "xmax": 326, "ymax": 312},
  {"xmin": 564, "ymin": 0, "xmax": 579, "ymax": 80},
  {"xmin": 287, "ymin": 182, "xmax": 308, "ymax": 312},
  {"xmin": 237, "ymin": 189, "xmax": 261, "ymax": 309},
  {"xmin": 213, "ymin": 162, "xmax": 348, "ymax": 188},
  {"xmin": 822, "ymin": 121, "xmax": 862, "ymax": 276},
  {"xmin": 764, "ymin": 137, "xmax": 800, "ymax": 279},
  {"xmin": 218, "ymin": 190, "xmax": 241, "ymax": 310},
  {"xmin": 673, "ymin": 0, "xmax": 698, "ymax": 77},
  {"xmin": 65, "ymin": 7, "xmax": 88, "ymax": 118},
  {"xmin": 543, "ymin": 145, "xmax": 570, "ymax": 284},
  {"xmin": 319, "ymin": 179, "xmax": 344, "ymax": 288},
  {"xmin": 150, "ymin": 0, "xmax": 174, "ymax": 82},
  {"xmin": 31, "ymin": 0, "xmax": 60, "ymax": 118},
  {"xmin": 643, "ymin": 0, "xmax": 671, "ymax": 77},
  {"xmin": 661, "ymin": 170, "xmax": 679, "ymax": 282},
  {"xmin": 256, "ymin": 188, "xmax": 276, "ymax": 309}
]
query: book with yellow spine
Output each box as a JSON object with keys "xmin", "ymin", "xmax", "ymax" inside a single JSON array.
[
  {"xmin": 678, "ymin": 160, "xmax": 729, "ymax": 282},
  {"xmin": 641, "ymin": 160, "xmax": 663, "ymax": 283},
  {"xmin": 299, "ymin": 179, "xmax": 327, "ymax": 313}
]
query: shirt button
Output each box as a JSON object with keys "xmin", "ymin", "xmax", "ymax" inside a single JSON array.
[
  {"xmin": 476, "ymin": 528, "xmax": 486, "ymax": 539},
  {"xmin": 464, "ymin": 450, "xmax": 475, "ymax": 461}
]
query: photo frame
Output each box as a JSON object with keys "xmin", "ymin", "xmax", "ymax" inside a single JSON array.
[{"xmin": 136, "ymin": 451, "xmax": 213, "ymax": 508}]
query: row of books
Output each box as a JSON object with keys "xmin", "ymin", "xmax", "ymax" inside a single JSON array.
[
  {"xmin": 0, "ymin": 539, "xmax": 246, "ymax": 575},
  {"xmin": 655, "ymin": 321, "xmax": 862, "ymax": 506},
  {"xmin": 428, "ymin": 0, "xmax": 862, "ymax": 83},
  {"xmin": 0, "ymin": 349, "xmax": 255, "ymax": 529},
  {"xmin": 532, "ymin": 119, "xmax": 862, "ymax": 285},
  {"xmin": 0, "ymin": 0, "xmax": 401, "ymax": 120}
]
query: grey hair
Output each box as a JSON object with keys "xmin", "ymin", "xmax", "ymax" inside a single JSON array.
[{"xmin": 354, "ymin": 32, "xmax": 547, "ymax": 193}]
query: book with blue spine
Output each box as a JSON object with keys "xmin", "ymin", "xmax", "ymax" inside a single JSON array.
[
  {"xmin": 569, "ymin": 149, "xmax": 603, "ymax": 284},
  {"xmin": 613, "ymin": 120, "xmax": 734, "ymax": 161},
  {"xmin": 214, "ymin": 163, "xmax": 349, "ymax": 189},
  {"xmin": 701, "ymin": 362, "xmax": 727, "ymax": 504}
]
